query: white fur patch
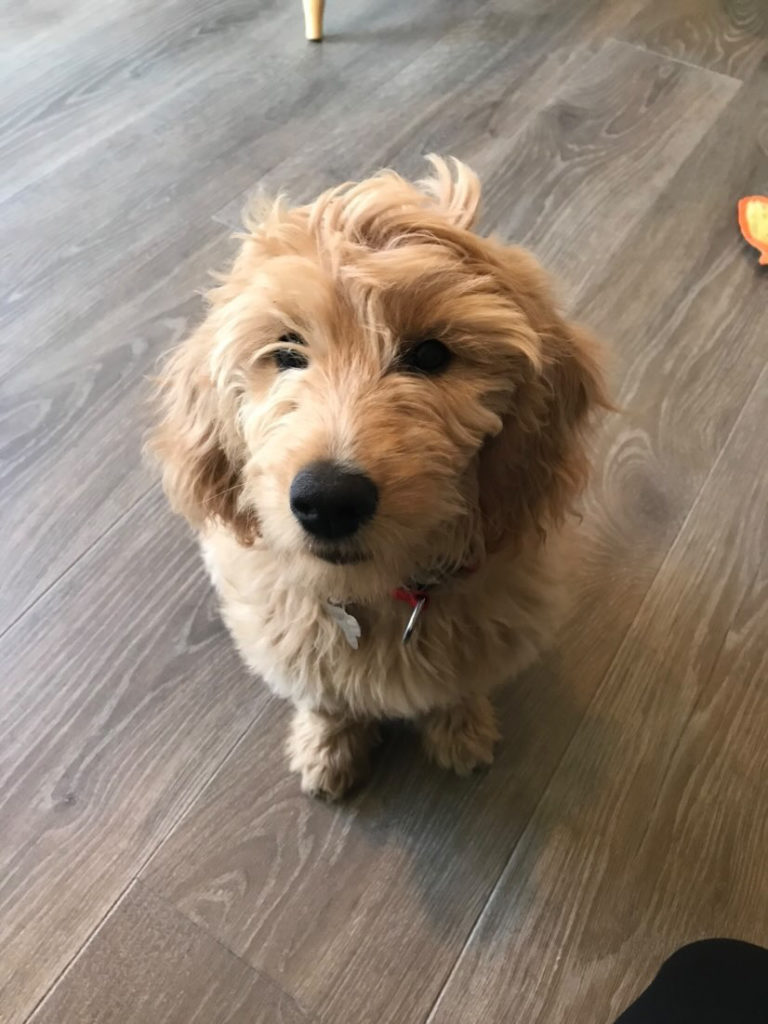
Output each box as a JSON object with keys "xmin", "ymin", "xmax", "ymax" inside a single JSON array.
[{"xmin": 325, "ymin": 601, "xmax": 361, "ymax": 649}]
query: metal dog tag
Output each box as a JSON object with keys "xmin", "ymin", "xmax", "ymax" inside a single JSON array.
[{"xmin": 401, "ymin": 595, "xmax": 427, "ymax": 645}]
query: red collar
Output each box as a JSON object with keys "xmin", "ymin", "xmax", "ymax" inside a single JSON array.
[
  {"xmin": 391, "ymin": 563, "xmax": 478, "ymax": 644},
  {"xmin": 391, "ymin": 586, "xmax": 431, "ymax": 610}
]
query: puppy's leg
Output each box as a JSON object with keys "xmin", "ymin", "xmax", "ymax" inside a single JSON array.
[
  {"xmin": 420, "ymin": 694, "xmax": 499, "ymax": 776},
  {"xmin": 287, "ymin": 706, "xmax": 379, "ymax": 800}
]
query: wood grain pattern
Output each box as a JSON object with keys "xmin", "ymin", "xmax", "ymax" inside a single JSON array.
[
  {"xmin": 213, "ymin": 0, "xmax": 620, "ymax": 228},
  {"xmin": 217, "ymin": 4, "xmax": 726, "ymax": 234},
  {"xmin": 551, "ymin": 78, "xmax": 768, "ymax": 693},
  {"xmin": 0, "ymin": 0, "xmax": 292, "ymax": 203},
  {"xmin": 140, "ymin": 50, "xmax": 745, "ymax": 1024},
  {"xmin": 217, "ymin": 39, "xmax": 739, "ymax": 304},
  {"xmin": 0, "ymin": 488, "xmax": 266, "ymax": 1024},
  {"xmin": 476, "ymin": 38, "xmax": 739, "ymax": 298},
  {"xmin": 0, "ymin": 225, "xmax": 231, "ymax": 634},
  {"xmin": 0, "ymin": 0, "xmax": 492, "ymax": 383},
  {"xmin": 4, "ymin": 0, "xmax": 496, "ymax": 206},
  {"xmin": 427, "ymin": 364, "xmax": 768, "ymax": 1024},
  {"xmin": 27, "ymin": 882, "xmax": 314, "ymax": 1024},
  {"xmin": 619, "ymin": 0, "xmax": 768, "ymax": 82}
]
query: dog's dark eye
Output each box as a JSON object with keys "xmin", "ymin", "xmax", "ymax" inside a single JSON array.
[
  {"xmin": 274, "ymin": 332, "xmax": 308, "ymax": 371},
  {"xmin": 401, "ymin": 339, "xmax": 451, "ymax": 375}
]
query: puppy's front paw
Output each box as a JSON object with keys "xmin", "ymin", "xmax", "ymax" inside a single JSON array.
[
  {"xmin": 421, "ymin": 695, "xmax": 499, "ymax": 776},
  {"xmin": 295, "ymin": 757, "xmax": 359, "ymax": 802},
  {"xmin": 287, "ymin": 707, "xmax": 379, "ymax": 801}
]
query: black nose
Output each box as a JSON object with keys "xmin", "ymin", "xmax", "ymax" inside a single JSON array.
[{"xmin": 290, "ymin": 461, "xmax": 378, "ymax": 541}]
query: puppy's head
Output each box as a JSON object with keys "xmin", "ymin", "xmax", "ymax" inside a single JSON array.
[{"xmin": 150, "ymin": 157, "xmax": 608, "ymax": 601}]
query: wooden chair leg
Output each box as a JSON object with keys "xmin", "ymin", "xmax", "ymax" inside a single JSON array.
[{"xmin": 302, "ymin": 0, "xmax": 325, "ymax": 41}]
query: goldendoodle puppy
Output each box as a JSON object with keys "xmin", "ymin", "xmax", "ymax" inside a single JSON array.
[{"xmin": 150, "ymin": 157, "xmax": 608, "ymax": 799}]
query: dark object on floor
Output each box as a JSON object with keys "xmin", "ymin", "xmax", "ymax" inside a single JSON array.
[{"xmin": 615, "ymin": 939, "xmax": 768, "ymax": 1023}]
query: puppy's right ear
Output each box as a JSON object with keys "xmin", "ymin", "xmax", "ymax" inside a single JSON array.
[{"xmin": 148, "ymin": 324, "xmax": 257, "ymax": 544}]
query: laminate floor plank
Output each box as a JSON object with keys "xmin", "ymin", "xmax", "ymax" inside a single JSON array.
[
  {"xmin": 0, "ymin": 0, "xmax": 493, "ymax": 384},
  {"xmin": 212, "ymin": 0, "xmax": 642, "ymax": 228},
  {"xmin": 1, "ymin": 0, "xmax": 453, "ymax": 206},
  {"xmin": 0, "ymin": 489, "xmax": 267, "ymax": 1024},
  {"xmin": 0, "ymin": 224, "xmax": 231, "ymax": 635},
  {"xmin": 27, "ymin": 882, "xmax": 314, "ymax": 1024},
  {"xmin": 138, "ymin": 50, "xmax": 746, "ymax": 1024},
  {"xmin": 0, "ymin": 0, "xmax": 294, "ymax": 204},
  {"xmin": 217, "ymin": 40, "xmax": 738, "ymax": 305},
  {"xmin": 546, "ymin": 78, "xmax": 768, "ymax": 695},
  {"xmin": 618, "ymin": 0, "xmax": 768, "ymax": 82},
  {"xmin": 426, "ymin": 362, "xmax": 768, "ymax": 1024},
  {"xmin": 475, "ymin": 38, "xmax": 739, "ymax": 298}
]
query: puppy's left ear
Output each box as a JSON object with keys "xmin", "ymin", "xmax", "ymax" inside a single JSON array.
[
  {"xmin": 419, "ymin": 155, "xmax": 481, "ymax": 230},
  {"xmin": 479, "ymin": 307, "xmax": 610, "ymax": 550}
]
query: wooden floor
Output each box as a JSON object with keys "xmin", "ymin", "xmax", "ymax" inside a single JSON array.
[{"xmin": 1, "ymin": 0, "xmax": 767, "ymax": 1021}]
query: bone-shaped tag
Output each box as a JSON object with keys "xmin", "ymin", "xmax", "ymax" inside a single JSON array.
[{"xmin": 325, "ymin": 601, "xmax": 361, "ymax": 649}]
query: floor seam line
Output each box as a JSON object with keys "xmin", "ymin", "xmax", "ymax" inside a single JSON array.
[{"xmin": 0, "ymin": 481, "xmax": 157, "ymax": 643}]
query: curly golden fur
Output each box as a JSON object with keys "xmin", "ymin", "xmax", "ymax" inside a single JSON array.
[{"xmin": 149, "ymin": 157, "xmax": 609, "ymax": 799}]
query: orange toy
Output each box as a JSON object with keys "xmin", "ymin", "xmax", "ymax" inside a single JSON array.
[{"xmin": 738, "ymin": 195, "xmax": 768, "ymax": 265}]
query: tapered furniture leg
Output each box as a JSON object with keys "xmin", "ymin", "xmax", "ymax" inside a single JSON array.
[{"xmin": 303, "ymin": 0, "xmax": 324, "ymax": 41}]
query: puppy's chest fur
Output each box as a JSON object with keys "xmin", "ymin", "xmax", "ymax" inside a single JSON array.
[{"xmin": 202, "ymin": 526, "xmax": 561, "ymax": 719}]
